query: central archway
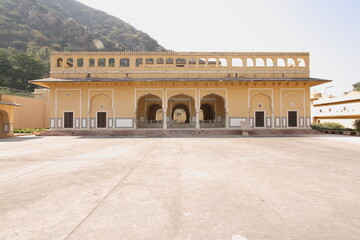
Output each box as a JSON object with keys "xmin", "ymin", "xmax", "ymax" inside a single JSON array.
[
  {"xmin": 168, "ymin": 93, "xmax": 195, "ymax": 128},
  {"xmin": 172, "ymin": 104, "xmax": 190, "ymax": 123}
]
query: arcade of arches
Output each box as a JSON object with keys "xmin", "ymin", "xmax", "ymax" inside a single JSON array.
[{"xmin": 136, "ymin": 93, "xmax": 226, "ymax": 128}]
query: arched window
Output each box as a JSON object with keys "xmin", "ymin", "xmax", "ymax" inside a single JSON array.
[
  {"xmin": 98, "ymin": 58, "xmax": 106, "ymax": 67},
  {"xmin": 208, "ymin": 58, "xmax": 217, "ymax": 66},
  {"xmin": 108, "ymin": 58, "xmax": 115, "ymax": 67},
  {"xmin": 287, "ymin": 58, "xmax": 296, "ymax": 67},
  {"xmin": 232, "ymin": 58, "xmax": 243, "ymax": 67},
  {"xmin": 166, "ymin": 58, "xmax": 174, "ymax": 65},
  {"xmin": 277, "ymin": 58, "xmax": 286, "ymax": 67},
  {"xmin": 66, "ymin": 58, "xmax": 73, "ymax": 67},
  {"xmin": 146, "ymin": 58, "xmax": 154, "ymax": 64},
  {"xmin": 176, "ymin": 58, "xmax": 186, "ymax": 67},
  {"xmin": 77, "ymin": 58, "xmax": 84, "ymax": 67},
  {"xmin": 156, "ymin": 58, "xmax": 164, "ymax": 64},
  {"xmin": 188, "ymin": 58, "xmax": 196, "ymax": 65},
  {"xmin": 219, "ymin": 58, "xmax": 227, "ymax": 67},
  {"xmin": 297, "ymin": 58, "xmax": 306, "ymax": 67},
  {"xmin": 120, "ymin": 58, "xmax": 130, "ymax": 67},
  {"xmin": 89, "ymin": 58, "xmax": 95, "ymax": 67},
  {"xmin": 266, "ymin": 58, "xmax": 274, "ymax": 67},
  {"xmin": 256, "ymin": 58, "xmax": 265, "ymax": 67},
  {"xmin": 199, "ymin": 58, "xmax": 206, "ymax": 65},
  {"xmin": 246, "ymin": 58, "xmax": 254, "ymax": 67},
  {"xmin": 56, "ymin": 58, "xmax": 63, "ymax": 67},
  {"xmin": 136, "ymin": 58, "xmax": 143, "ymax": 67}
]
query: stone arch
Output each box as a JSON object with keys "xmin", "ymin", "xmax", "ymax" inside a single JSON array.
[
  {"xmin": 0, "ymin": 110, "xmax": 9, "ymax": 134},
  {"xmin": 297, "ymin": 58, "xmax": 306, "ymax": 67},
  {"xmin": 90, "ymin": 93, "xmax": 113, "ymax": 117},
  {"xmin": 200, "ymin": 93, "xmax": 226, "ymax": 127},
  {"xmin": 250, "ymin": 93, "xmax": 272, "ymax": 127},
  {"xmin": 136, "ymin": 94, "xmax": 163, "ymax": 127},
  {"xmin": 172, "ymin": 104, "xmax": 190, "ymax": 123},
  {"xmin": 168, "ymin": 93, "xmax": 195, "ymax": 126}
]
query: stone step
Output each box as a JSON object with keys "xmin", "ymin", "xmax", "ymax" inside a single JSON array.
[{"xmin": 37, "ymin": 128, "xmax": 321, "ymax": 137}]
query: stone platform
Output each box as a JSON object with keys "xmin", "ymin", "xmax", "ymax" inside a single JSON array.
[{"xmin": 37, "ymin": 128, "xmax": 321, "ymax": 137}]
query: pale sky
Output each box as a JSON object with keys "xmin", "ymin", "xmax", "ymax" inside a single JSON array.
[{"xmin": 77, "ymin": 0, "xmax": 360, "ymax": 96}]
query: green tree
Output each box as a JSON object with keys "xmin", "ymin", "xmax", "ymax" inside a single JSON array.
[
  {"xmin": 3, "ymin": 53, "xmax": 47, "ymax": 91},
  {"xmin": 353, "ymin": 82, "xmax": 360, "ymax": 91},
  {"xmin": 0, "ymin": 52, "xmax": 12, "ymax": 86}
]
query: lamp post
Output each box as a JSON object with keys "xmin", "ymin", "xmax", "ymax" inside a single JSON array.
[{"xmin": 324, "ymin": 85, "xmax": 334, "ymax": 97}]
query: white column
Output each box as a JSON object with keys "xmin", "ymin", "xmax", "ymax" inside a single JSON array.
[
  {"xmin": 225, "ymin": 111, "xmax": 229, "ymax": 129},
  {"xmin": 163, "ymin": 108, "xmax": 167, "ymax": 129},
  {"xmin": 133, "ymin": 112, "xmax": 137, "ymax": 129},
  {"xmin": 196, "ymin": 110, "xmax": 200, "ymax": 129}
]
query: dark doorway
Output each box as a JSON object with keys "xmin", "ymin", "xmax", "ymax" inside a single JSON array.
[
  {"xmin": 97, "ymin": 112, "xmax": 107, "ymax": 128},
  {"xmin": 255, "ymin": 111, "xmax": 265, "ymax": 127},
  {"xmin": 288, "ymin": 111, "xmax": 297, "ymax": 127},
  {"xmin": 200, "ymin": 104, "xmax": 214, "ymax": 121},
  {"xmin": 64, "ymin": 112, "xmax": 73, "ymax": 128},
  {"xmin": 172, "ymin": 104, "xmax": 190, "ymax": 123},
  {"xmin": 148, "ymin": 104, "xmax": 162, "ymax": 121}
]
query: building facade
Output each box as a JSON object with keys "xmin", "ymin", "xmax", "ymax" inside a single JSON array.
[
  {"xmin": 30, "ymin": 52, "xmax": 329, "ymax": 131},
  {"xmin": 311, "ymin": 91, "xmax": 360, "ymax": 128}
]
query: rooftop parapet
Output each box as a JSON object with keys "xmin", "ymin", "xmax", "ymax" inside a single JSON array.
[{"xmin": 50, "ymin": 52, "xmax": 310, "ymax": 79}]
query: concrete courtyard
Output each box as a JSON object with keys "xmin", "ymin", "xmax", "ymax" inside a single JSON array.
[{"xmin": 0, "ymin": 135, "xmax": 359, "ymax": 240}]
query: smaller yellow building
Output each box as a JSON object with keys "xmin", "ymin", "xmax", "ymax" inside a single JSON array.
[
  {"xmin": 0, "ymin": 95, "xmax": 19, "ymax": 136},
  {"xmin": 30, "ymin": 51, "xmax": 330, "ymax": 133}
]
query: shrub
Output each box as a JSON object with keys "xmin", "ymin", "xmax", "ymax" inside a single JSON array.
[
  {"xmin": 14, "ymin": 128, "xmax": 48, "ymax": 133},
  {"xmin": 353, "ymin": 119, "xmax": 360, "ymax": 130},
  {"xmin": 311, "ymin": 122, "xmax": 345, "ymax": 130}
]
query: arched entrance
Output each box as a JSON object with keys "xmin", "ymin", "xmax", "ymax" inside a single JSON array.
[
  {"xmin": 168, "ymin": 94, "xmax": 195, "ymax": 128},
  {"xmin": 0, "ymin": 110, "xmax": 10, "ymax": 134},
  {"xmin": 137, "ymin": 94, "xmax": 163, "ymax": 128},
  {"xmin": 172, "ymin": 104, "xmax": 190, "ymax": 123},
  {"xmin": 200, "ymin": 94, "xmax": 226, "ymax": 128}
]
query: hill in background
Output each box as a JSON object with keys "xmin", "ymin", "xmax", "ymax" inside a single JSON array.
[{"xmin": 0, "ymin": 0, "xmax": 165, "ymax": 61}]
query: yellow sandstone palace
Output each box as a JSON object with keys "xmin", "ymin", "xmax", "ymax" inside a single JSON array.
[{"xmin": 29, "ymin": 51, "xmax": 329, "ymax": 132}]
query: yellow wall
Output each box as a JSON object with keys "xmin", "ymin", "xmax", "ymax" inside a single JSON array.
[{"xmin": 1, "ymin": 89, "xmax": 50, "ymax": 129}]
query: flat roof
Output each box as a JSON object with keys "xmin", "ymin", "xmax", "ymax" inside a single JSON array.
[
  {"xmin": 30, "ymin": 77, "xmax": 331, "ymax": 83},
  {"xmin": 0, "ymin": 101, "xmax": 20, "ymax": 106}
]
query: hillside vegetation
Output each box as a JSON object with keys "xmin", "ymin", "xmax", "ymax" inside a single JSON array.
[{"xmin": 0, "ymin": 0, "xmax": 165, "ymax": 91}]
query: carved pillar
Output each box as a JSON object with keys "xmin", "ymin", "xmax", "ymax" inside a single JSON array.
[
  {"xmin": 133, "ymin": 112, "xmax": 137, "ymax": 129},
  {"xmin": 163, "ymin": 108, "xmax": 167, "ymax": 129},
  {"xmin": 196, "ymin": 110, "xmax": 200, "ymax": 129}
]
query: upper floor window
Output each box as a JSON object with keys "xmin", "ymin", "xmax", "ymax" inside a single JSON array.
[
  {"xmin": 98, "ymin": 58, "xmax": 106, "ymax": 67},
  {"xmin": 109, "ymin": 58, "xmax": 115, "ymax": 67},
  {"xmin": 77, "ymin": 58, "xmax": 84, "ymax": 67},
  {"xmin": 156, "ymin": 58, "xmax": 164, "ymax": 64},
  {"xmin": 136, "ymin": 58, "xmax": 143, "ymax": 67},
  {"xmin": 66, "ymin": 58, "xmax": 73, "ymax": 67},
  {"xmin": 166, "ymin": 58, "xmax": 174, "ymax": 65},
  {"xmin": 56, "ymin": 58, "xmax": 63, "ymax": 67},
  {"xmin": 120, "ymin": 58, "xmax": 130, "ymax": 67},
  {"xmin": 89, "ymin": 58, "xmax": 95, "ymax": 67},
  {"xmin": 146, "ymin": 58, "xmax": 154, "ymax": 65}
]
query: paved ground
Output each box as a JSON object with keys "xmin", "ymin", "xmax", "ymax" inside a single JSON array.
[{"xmin": 0, "ymin": 135, "xmax": 359, "ymax": 240}]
